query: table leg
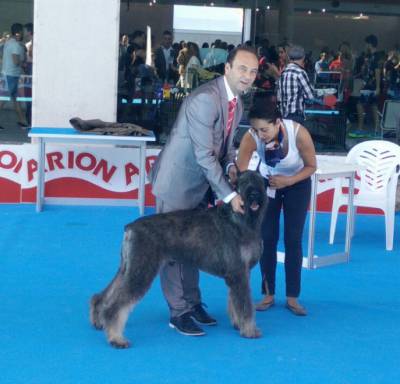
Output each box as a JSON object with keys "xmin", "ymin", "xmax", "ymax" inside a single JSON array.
[
  {"xmin": 344, "ymin": 173, "xmax": 355, "ymax": 259},
  {"xmin": 138, "ymin": 143, "xmax": 146, "ymax": 216},
  {"xmin": 306, "ymin": 174, "xmax": 318, "ymax": 269},
  {"xmin": 36, "ymin": 138, "xmax": 45, "ymax": 212}
]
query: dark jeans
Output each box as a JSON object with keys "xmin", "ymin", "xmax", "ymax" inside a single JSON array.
[
  {"xmin": 260, "ymin": 177, "xmax": 311, "ymax": 298},
  {"xmin": 285, "ymin": 112, "xmax": 305, "ymax": 126}
]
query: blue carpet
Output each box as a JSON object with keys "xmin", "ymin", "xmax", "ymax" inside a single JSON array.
[{"xmin": 0, "ymin": 205, "xmax": 399, "ymax": 384}]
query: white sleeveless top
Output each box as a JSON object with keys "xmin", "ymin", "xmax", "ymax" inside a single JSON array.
[{"xmin": 249, "ymin": 119, "xmax": 304, "ymax": 177}]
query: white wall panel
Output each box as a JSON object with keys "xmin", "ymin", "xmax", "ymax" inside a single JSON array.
[{"xmin": 32, "ymin": 0, "xmax": 120, "ymax": 128}]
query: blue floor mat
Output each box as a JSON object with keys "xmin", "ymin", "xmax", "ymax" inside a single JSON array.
[{"xmin": 0, "ymin": 205, "xmax": 399, "ymax": 384}]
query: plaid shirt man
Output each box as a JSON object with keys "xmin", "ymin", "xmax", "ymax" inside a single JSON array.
[{"xmin": 277, "ymin": 62, "xmax": 315, "ymax": 119}]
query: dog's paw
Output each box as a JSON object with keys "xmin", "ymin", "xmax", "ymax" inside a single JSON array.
[
  {"xmin": 89, "ymin": 295, "xmax": 104, "ymax": 330},
  {"xmin": 92, "ymin": 321, "xmax": 104, "ymax": 330},
  {"xmin": 240, "ymin": 326, "xmax": 262, "ymax": 339},
  {"xmin": 109, "ymin": 337, "xmax": 131, "ymax": 349}
]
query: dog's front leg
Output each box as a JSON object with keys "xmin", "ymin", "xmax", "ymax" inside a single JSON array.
[{"xmin": 225, "ymin": 272, "xmax": 261, "ymax": 339}]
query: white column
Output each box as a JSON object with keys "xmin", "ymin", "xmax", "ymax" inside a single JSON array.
[{"xmin": 32, "ymin": 0, "xmax": 120, "ymax": 128}]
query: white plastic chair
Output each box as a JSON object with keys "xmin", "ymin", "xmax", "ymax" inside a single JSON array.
[{"xmin": 329, "ymin": 140, "xmax": 400, "ymax": 251}]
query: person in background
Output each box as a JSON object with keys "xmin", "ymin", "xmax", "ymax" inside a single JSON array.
[
  {"xmin": 338, "ymin": 42, "xmax": 354, "ymax": 102},
  {"xmin": 329, "ymin": 52, "xmax": 342, "ymax": 71},
  {"xmin": 150, "ymin": 46, "xmax": 259, "ymax": 336},
  {"xmin": 236, "ymin": 103, "xmax": 316, "ymax": 316},
  {"xmin": 356, "ymin": 34, "xmax": 385, "ymax": 132},
  {"xmin": 24, "ymin": 22, "xmax": 33, "ymax": 126},
  {"xmin": 154, "ymin": 30, "xmax": 178, "ymax": 83},
  {"xmin": 118, "ymin": 34, "xmax": 129, "ymax": 72},
  {"xmin": 314, "ymin": 51, "xmax": 329, "ymax": 74},
  {"xmin": 0, "ymin": 23, "xmax": 27, "ymax": 127},
  {"xmin": 176, "ymin": 41, "xmax": 189, "ymax": 87},
  {"xmin": 277, "ymin": 45, "xmax": 315, "ymax": 125},
  {"xmin": 383, "ymin": 50, "xmax": 400, "ymax": 100}
]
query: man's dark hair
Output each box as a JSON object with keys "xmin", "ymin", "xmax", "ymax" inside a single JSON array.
[
  {"xmin": 25, "ymin": 22, "xmax": 33, "ymax": 34},
  {"xmin": 248, "ymin": 102, "xmax": 282, "ymax": 123},
  {"xmin": 365, "ymin": 34, "xmax": 378, "ymax": 48},
  {"xmin": 162, "ymin": 30, "xmax": 172, "ymax": 37},
  {"xmin": 226, "ymin": 45, "xmax": 257, "ymax": 65},
  {"xmin": 11, "ymin": 23, "xmax": 23, "ymax": 36}
]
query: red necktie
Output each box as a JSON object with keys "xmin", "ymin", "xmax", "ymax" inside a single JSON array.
[{"xmin": 226, "ymin": 97, "xmax": 237, "ymax": 138}]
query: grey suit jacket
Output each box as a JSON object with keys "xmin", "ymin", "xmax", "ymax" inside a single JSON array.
[{"xmin": 150, "ymin": 76, "xmax": 243, "ymax": 210}]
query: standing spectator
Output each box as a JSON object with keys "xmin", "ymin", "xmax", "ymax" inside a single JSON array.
[
  {"xmin": 154, "ymin": 30, "xmax": 178, "ymax": 83},
  {"xmin": 314, "ymin": 51, "xmax": 329, "ymax": 74},
  {"xmin": 383, "ymin": 50, "xmax": 400, "ymax": 100},
  {"xmin": 338, "ymin": 42, "xmax": 354, "ymax": 102},
  {"xmin": 24, "ymin": 22, "xmax": 33, "ymax": 126},
  {"xmin": 24, "ymin": 23, "xmax": 33, "ymax": 74},
  {"xmin": 183, "ymin": 42, "xmax": 202, "ymax": 89},
  {"xmin": 236, "ymin": 103, "xmax": 316, "ymax": 316},
  {"xmin": 356, "ymin": 34, "xmax": 385, "ymax": 132},
  {"xmin": 150, "ymin": 46, "xmax": 259, "ymax": 336},
  {"xmin": 203, "ymin": 39, "xmax": 228, "ymax": 73},
  {"xmin": 276, "ymin": 43, "xmax": 291, "ymax": 75},
  {"xmin": 118, "ymin": 34, "xmax": 129, "ymax": 72},
  {"xmin": 329, "ymin": 52, "xmax": 342, "ymax": 71},
  {"xmin": 0, "ymin": 23, "xmax": 27, "ymax": 127},
  {"xmin": 277, "ymin": 45, "xmax": 315, "ymax": 125}
]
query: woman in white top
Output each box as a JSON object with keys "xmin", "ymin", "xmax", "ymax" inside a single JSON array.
[
  {"xmin": 184, "ymin": 42, "xmax": 201, "ymax": 90},
  {"xmin": 236, "ymin": 103, "xmax": 316, "ymax": 316}
]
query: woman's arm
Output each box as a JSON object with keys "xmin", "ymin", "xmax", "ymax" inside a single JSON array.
[{"xmin": 236, "ymin": 131, "xmax": 257, "ymax": 172}]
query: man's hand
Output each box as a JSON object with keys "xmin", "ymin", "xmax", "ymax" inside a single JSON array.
[
  {"xmin": 230, "ymin": 194, "xmax": 244, "ymax": 214},
  {"xmin": 228, "ymin": 164, "xmax": 238, "ymax": 186}
]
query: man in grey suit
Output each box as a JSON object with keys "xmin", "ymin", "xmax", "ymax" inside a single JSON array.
[{"xmin": 150, "ymin": 46, "xmax": 259, "ymax": 336}]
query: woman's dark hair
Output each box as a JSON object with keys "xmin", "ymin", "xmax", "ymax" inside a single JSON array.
[
  {"xmin": 187, "ymin": 42, "xmax": 200, "ymax": 61},
  {"xmin": 248, "ymin": 103, "xmax": 281, "ymax": 123}
]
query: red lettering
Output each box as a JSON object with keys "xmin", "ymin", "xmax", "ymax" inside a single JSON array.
[
  {"xmin": 13, "ymin": 158, "xmax": 23, "ymax": 173},
  {"xmin": 93, "ymin": 159, "xmax": 117, "ymax": 183},
  {"xmin": 76, "ymin": 153, "xmax": 96, "ymax": 171},
  {"xmin": 68, "ymin": 151, "xmax": 74, "ymax": 168},
  {"xmin": 146, "ymin": 155, "xmax": 157, "ymax": 174},
  {"xmin": 27, "ymin": 159, "xmax": 38, "ymax": 182},
  {"xmin": 0, "ymin": 150, "xmax": 18, "ymax": 169},
  {"xmin": 125, "ymin": 163, "xmax": 139, "ymax": 185},
  {"xmin": 46, "ymin": 151, "xmax": 65, "ymax": 171}
]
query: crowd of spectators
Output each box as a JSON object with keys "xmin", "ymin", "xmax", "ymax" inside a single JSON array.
[{"xmin": 118, "ymin": 30, "xmax": 400, "ymax": 135}]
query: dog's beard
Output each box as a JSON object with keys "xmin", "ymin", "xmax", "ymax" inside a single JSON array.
[{"xmin": 249, "ymin": 201, "xmax": 260, "ymax": 211}]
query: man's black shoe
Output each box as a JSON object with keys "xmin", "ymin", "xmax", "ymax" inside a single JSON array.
[
  {"xmin": 190, "ymin": 303, "xmax": 217, "ymax": 325},
  {"xmin": 169, "ymin": 312, "xmax": 205, "ymax": 336}
]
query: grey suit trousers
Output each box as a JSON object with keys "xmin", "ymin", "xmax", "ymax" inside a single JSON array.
[{"xmin": 156, "ymin": 198, "xmax": 201, "ymax": 317}]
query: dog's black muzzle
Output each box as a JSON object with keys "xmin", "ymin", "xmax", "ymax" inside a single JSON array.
[{"xmin": 247, "ymin": 188, "xmax": 264, "ymax": 211}]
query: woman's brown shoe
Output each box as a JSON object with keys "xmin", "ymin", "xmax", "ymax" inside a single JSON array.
[
  {"xmin": 286, "ymin": 302, "xmax": 307, "ymax": 316},
  {"xmin": 255, "ymin": 299, "xmax": 275, "ymax": 311}
]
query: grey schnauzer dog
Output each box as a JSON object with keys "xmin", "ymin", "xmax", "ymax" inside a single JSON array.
[{"xmin": 90, "ymin": 170, "xmax": 267, "ymax": 348}]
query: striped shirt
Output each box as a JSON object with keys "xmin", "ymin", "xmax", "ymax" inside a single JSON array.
[{"xmin": 277, "ymin": 62, "xmax": 315, "ymax": 117}]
